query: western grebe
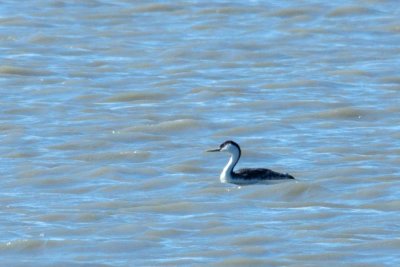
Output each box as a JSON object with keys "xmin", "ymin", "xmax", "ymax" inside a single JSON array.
[{"xmin": 207, "ymin": 140, "xmax": 295, "ymax": 185}]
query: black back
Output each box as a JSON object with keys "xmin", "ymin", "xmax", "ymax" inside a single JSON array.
[{"xmin": 234, "ymin": 168, "xmax": 295, "ymax": 180}]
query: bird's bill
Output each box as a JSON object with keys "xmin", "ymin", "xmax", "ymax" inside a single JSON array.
[{"xmin": 206, "ymin": 148, "xmax": 220, "ymax": 152}]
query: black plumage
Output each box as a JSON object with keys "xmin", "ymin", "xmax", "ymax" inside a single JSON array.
[{"xmin": 234, "ymin": 168, "xmax": 295, "ymax": 180}]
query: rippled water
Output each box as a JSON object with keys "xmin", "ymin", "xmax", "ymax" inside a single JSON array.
[{"xmin": 1, "ymin": 1, "xmax": 400, "ymax": 266}]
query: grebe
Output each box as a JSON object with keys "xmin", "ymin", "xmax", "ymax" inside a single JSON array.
[{"xmin": 207, "ymin": 140, "xmax": 295, "ymax": 185}]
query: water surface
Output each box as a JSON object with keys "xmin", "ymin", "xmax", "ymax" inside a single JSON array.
[{"xmin": 1, "ymin": 1, "xmax": 400, "ymax": 266}]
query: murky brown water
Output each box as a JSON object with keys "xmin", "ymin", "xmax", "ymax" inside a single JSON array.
[{"xmin": 1, "ymin": 1, "xmax": 400, "ymax": 266}]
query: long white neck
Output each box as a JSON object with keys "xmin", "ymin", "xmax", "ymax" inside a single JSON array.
[{"xmin": 220, "ymin": 149, "xmax": 240, "ymax": 183}]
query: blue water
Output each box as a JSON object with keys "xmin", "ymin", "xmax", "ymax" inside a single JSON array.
[{"xmin": 1, "ymin": 1, "xmax": 400, "ymax": 266}]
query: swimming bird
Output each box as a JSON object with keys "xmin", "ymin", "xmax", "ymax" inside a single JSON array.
[{"xmin": 207, "ymin": 140, "xmax": 295, "ymax": 185}]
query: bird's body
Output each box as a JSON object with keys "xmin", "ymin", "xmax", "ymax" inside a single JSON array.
[{"xmin": 207, "ymin": 140, "xmax": 294, "ymax": 185}]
